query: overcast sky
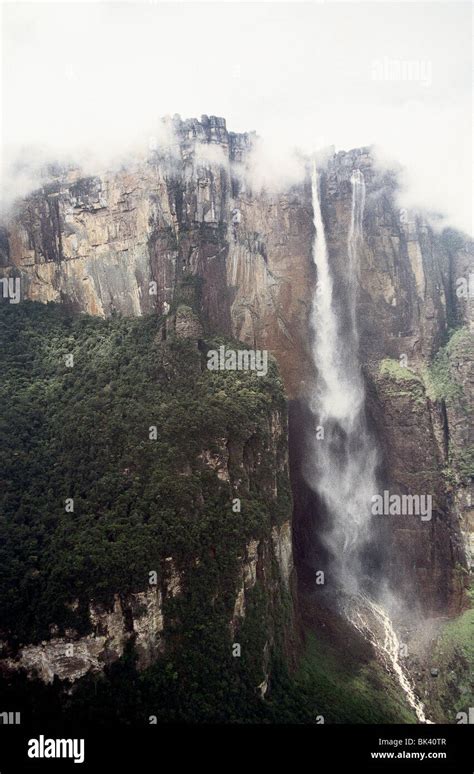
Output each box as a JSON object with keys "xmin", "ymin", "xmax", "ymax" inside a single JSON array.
[{"xmin": 1, "ymin": 1, "xmax": 472, "ymax": 233}]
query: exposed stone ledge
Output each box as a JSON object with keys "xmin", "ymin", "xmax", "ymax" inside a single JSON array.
[{"xmin": 2, "ymin": 561, "xmax": 184, "ymax": 682}]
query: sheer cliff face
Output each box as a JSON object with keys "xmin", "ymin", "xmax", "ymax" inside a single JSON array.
[
  {"xmin": 1, "ymin": 117, "xmax": 472, "ymax": 618},
  {"xmin": 316, "ymin": 149, "xmax": 472, "ymax": 614},
  {"xmin": 0, "ymin": 115, "xmax": 314, "ymax": 398}
]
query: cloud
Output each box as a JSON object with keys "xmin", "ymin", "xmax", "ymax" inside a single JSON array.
[
  {"xmin": 194, "ymin": 142, "xmax": 229, "ymax": 168},
  {"xmin": 241, "ymin": 136, "xmax": 305, "ymax": 193},
  {"xmin": 0, "ymin": 2, "xmax": 471, "ymax": 234}
]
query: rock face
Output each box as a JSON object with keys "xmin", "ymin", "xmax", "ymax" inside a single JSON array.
[
  {"xmin": 1, "ymin": 118, "xmax": 472, "ymax": 629},
  {"xmin": 4, "ymin": 576, "xmax": 169, "ymax": 682},
  {"xmin": 0, "ymin": 115, "xmax": 313, "ymax": 397},
  {"xmin": 231, "ymin": 521, "xmax": 294, "ymax": 630},
  {"xmin": 369, "ymin": 362, "xmax": 467, "ymax": 614},
  {"xmin": 294, "ymin": 148, "xmax": 472, "ymax": 615},
  {"xmin": 444, "ymin": 332, "xmax": 474, "ymax": 569}
]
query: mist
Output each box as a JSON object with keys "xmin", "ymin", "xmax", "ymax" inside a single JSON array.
[{"xmin": 1, "ymin": 1, "xmax": 472, "ymax": 234}]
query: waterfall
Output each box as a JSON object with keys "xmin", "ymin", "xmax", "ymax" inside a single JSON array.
[
  {"xmin": 346, "ymin": 593, "xmax": 432, "ymax": 724},
  {"xmin": 347, "ymin": 169, "xmax": 365, "ymax": 335},
  {"xmin": 307, "ymin": 160, "xmax": 431, "ymax": 723},
  {"xmin": 308, "ymin": 161, "xmax": 378, "ymax": 579},
  {"xmin": 309, "ymin": 164, "xmax": 364, "ymax": 427}
]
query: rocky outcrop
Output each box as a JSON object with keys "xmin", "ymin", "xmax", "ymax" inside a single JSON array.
[
  {"xmin": 425, "ymin": 328, "xmax": 474, "ymax": 573},
  {"xmin": 0, "ymin": 115, "xmax": 313, "ymax": 398},
  {"xmin": 1, "ymin": 118, "xmax": 471, "ymax": 627},
  {"xmin": 231, "ymin": 539, "xmax": 260, "ymax": 635},
  {"xmin": 369, "ymin": 361, "xmax": 467, "ymax": 614},
  {"xmin": 8, "ymin": 594, "xmax": 126, "ymax": 684},
  {"xmin": 272, "ymin": 521, "xmax": 293, "ymax": 590},
  {"xmin": 3, "ymin": 577, "xmax": 173, "ymax": 682}
]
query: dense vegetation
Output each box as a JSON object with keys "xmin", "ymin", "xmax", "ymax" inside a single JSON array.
[
  {"xmin": 0, "ymin": 301, "xmax": 289, "ymax": 644},
  {"xmin": 425, "ymin": 326, "xmax": 474, "ymax": 482},
  {"xmin": 0, "ymin": 301, "xmax": 422, "ymax": 724},
  {"xmin": 0, "ymin": 625, "xmax": 416, "ymax": 726},
  {"xmin": 423, "ymin": 587, "xmax": 474, "ymax": 722}
]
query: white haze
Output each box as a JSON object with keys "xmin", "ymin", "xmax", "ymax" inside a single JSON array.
[{"xmin": 0, "ymin": 1, "xmax": 472, "ymax": 234}]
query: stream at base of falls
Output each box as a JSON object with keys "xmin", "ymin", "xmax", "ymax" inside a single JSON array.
[{"xmin": 341, "ymin": 592, "xmax": 432, "ymax": 724}]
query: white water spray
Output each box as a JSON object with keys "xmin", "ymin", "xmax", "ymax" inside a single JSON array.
[
  {"xmin": 309, "ymin": 166, "xmax": 363, "ymax": 426},
  {"xmin": 347, "ymin": 169, "xmax": 365, "ymax": 334},
  {"xmin": 308, "ymin": 162, "xmax": 378, "ymax": 567},
  {"xmin": 347, "ymin": 593, "xmax": 432, "ymax": 724},
  {"xmin": 307, "ymin": 160, "xmax": 431, "ymax": 723}
]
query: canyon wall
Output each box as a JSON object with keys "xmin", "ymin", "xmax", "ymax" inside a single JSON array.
[
  {"xmin": 317, "ymin": 149, "xmax": 472, "ymax": 614},
  {"xmin": 0, "ymin": 115, "xmax": 314, "ymax": 397},
  {"xmin": 1, "ymin": 116, "xmax": 472, "ymax": 623}
]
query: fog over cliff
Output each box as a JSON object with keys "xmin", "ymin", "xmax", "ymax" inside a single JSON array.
[{"xmin": 1, "ymin": 1, "xmax": 472, "ymax": 234}]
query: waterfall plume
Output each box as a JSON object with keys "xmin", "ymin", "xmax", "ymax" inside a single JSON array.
[
  {"xmin": 306, "ymin": 159, "xmax": 431, "ymax": 723},
  {"xmin": 306, "ymin": 161, "xmax": 378, "ymax": 586}
]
